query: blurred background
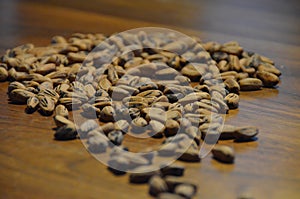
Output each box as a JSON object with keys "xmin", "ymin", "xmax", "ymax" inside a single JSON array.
[{"xmin": 0, "ymin": 0, "xmax": 299, "ymax": 54}]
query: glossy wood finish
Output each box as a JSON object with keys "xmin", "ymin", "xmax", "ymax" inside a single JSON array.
[{"xmin": 0, "ymin": 0, "xmax": 299, "ymax": 198}]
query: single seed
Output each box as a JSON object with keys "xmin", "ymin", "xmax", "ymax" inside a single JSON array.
[
  {"xmin": 165, "ymin": 119, "xmax": 180, "ymax": 137},
  {"xmin": 239, "ymin": 78, "xmax": 263, "ymax": 91},
  {"xmin": 9, "ymin": 89, "xmax": 35, "ymax": 104},
  {"xmin": 148, "ymin": 175, "xmax": 168, "ymax": 196},
  {"xmin": 54, "ymin": 115, "xmax": 73, "ymax": 127},
  {"xmin": 100, "ymin": 106, "xmax": 115, "ymax": 122},
  {"xmin": 39, "ymin": 95, "xmax": 55, "ymax": 116},
  {"xmin": 234, "ymin": 126, "xmax": 259, "ymax": 141},
  {"xmin": 26, "ymin": 96, "xmax": 39, "ymax": 113},
  {"xmin": 212, "ymin": 145, "xmax": 235, "ymax": 164},
  {"xmin": 54, "ymin": 123, "xmax": 77, "ymax": 140},
  {"xmin": 160, "ymin": 164, "xmax": 185, "ymax": 177},
  {"xmin": 224, "ymin": 93, "xmax": 239, "ymax": 109},
  {"xmin": 107, "ymin": 130, "xmax": 124, "ymax": 146},
  {"xmin": 256, "ymin": 71, "xmax": 280, "ymax": 87},
  {"xmin": 87, "ymin": 133, "xmax": 108, "ymax": 153},
  {"xmin": 174, "ymin": 183, "xmax": 197, "ymax": 199}
]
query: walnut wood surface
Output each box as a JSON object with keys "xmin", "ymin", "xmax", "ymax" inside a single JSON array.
[{"xmin": 0, "ymin": 0, "xmax": 299, "ymax": 198}]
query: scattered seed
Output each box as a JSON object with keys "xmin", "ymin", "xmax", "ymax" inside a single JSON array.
[{"xmin": 212, "ymin": 145, "xmax": 235, "ymax": 163}]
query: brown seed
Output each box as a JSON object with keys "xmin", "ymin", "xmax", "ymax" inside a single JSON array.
[
  {"xmin": 174, "ymin": 183, "xmax": 197, "ymax": 198},
  {"xmin": 107, "ymin": 156, "xmax": 129, "ymax": 175},
  {"xmin": 160, "ymin": 164, "xmax": 185, "ymax": 177},
  {"xmin": 79, "ymin": 119, "xmax": 99, "ymax": 137},
  {"xmin": 236, "ymin": 72, "xmax": 249, "ymax": 80},
  {"xmin": 39, "ymin": 95, "xmax": 55, "ymax": 116},
  {"xmin": 55, "ymin": 101, "xmax": 69, "ymax": 118},
  {"xmin": 54, "ymin": 115, "xmax": 74, "ymax": 127},
  {"xmin": 54, "ymin": 123, "xmax": 77, "ymax": 140},
  {"xmin": 257, "ymin": 63, "xmax": 281, "ymax": 76},
  {"xmin": 131, "ymin": 117, "xmax": 148, "ymax": 133},
  {"xmin": 224, "ymin": 93, "xmax": 239, "ymax": 109},
  {"xmin": 239, "ymin": 78, "xmax": 263, "ymax": 91},
  {"xmin": 224, "ymin": 78, "xmax": 240, "ymax": 94},
  {"xmin": 256, "ymin": 71, "xmax": 280, "ymax": 87},
  {"xmin": 67, "ymin": 52, "xmax": 86, "ymax": 62},
  {"xmin": 129, "ymin": 166, "xmax": 160, "ymax": 184},
  {"xmin": 99, "ymin": 122, "xmax": 115, "ymax": 135},
  {"xmin": 98, "ymin": 76, "xmax": 111, "ymax": 91},
  {"xmin": 118, "ymin": 85, "xmax": 139, "ymax": 95},
  {"xmin": 35, "ymin": 63, "xmax": 56, "ymax": 75},
  {"xmin": 180, "ymin": 64, "xmax": 204, "ymax": 81},
  {"xmin": 26, "ymin": 96, "xmax": 40, "ymax": 113},
  {"xmin": 165, "ymin": 119, "xmax": 179, "ymax": 137},
  {"xmin": 234, "ymin": 126, "xmax": 258, "ymax": 141},
  {"xmin": 87, "ymin": 133, "xmax": 108, "ymax": 153},
  {"xmin": 229, "ymin": 55, "xmax": 241, "ymax": 71},
  {"xmin": 137, "ymin": 89, "xmax": 163, "ymax": 98},
  {"xmin": 7, "ymin": 81, "xmax": 26, "ymax": 93},
  {"xmin": 148, "ymin": 175, "xmax": 169, "ymax": 196},
  {"xmin": 220, "ymin": 44, "xmax": 243, "ymax": 55},
  {"xmin": 100, "ymin": 106, "xmax": 115, "ymax": 122},
  {"xmin": 149, "ymin": 120, "xmax": 165, "ymax": 138},
  {"xmin": 9, "ymin": 89, "xmax": 35, "ymax": 104},
  {"xmin": 158, "ymin": 143, "xmax": 179, "ymax": 157},
  {"xmin": 178, "ymin": 147, "xmax": 201, "ymax": 162},
  {"xmin": 114, "ymin": 120, "xmax": 130, "ymax": 134},
  {"xmin": 219, "ymin": 124, "xmax": 238, "ymax": 140},
  {"xmin": 212, "ymin": 145, "xmax": 235, "ymax": 164},
  {"xmin": 0, "ymin": 67, "xmax": 8, "ymax": 81},
  {"xmin": 107, "ymin": 65, "xmax": 119, "ymax": 85},
  {"xmin": 109, "ymin": 86, "xmax": 130, "ymax": 100},
  {"xmin": 108, "ymin": 130, "xmax": 124, "ymax": 146}
]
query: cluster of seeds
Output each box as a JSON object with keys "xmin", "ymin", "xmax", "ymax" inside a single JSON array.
[{"xmin": 0, "ymin": 31, "xmax": 280, "ymax": 198}]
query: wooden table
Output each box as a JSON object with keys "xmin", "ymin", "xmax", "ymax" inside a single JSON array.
[{"xmin": 0, "ymin": 0, "xmax": 299, "ymax": 198}]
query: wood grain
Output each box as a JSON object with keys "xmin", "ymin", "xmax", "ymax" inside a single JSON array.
[{"xmin": 0, "ymin": 0, "xmax": 300, "ymax": 198}]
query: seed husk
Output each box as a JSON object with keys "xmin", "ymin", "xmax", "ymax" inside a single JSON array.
[{"xmin": 212, "ymin": 145, "xmax": 235, "ymax": 164}]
